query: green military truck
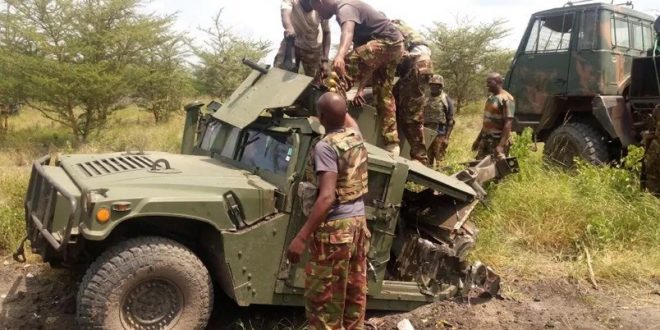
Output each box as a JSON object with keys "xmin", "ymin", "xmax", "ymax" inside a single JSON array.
[
  {"xmin": 16, "ymin": 63, "xmax": 517, "ymax": 329},
  {"xmin": 505, "ymin": 2, "xmax": 659, "ymax": 167}
]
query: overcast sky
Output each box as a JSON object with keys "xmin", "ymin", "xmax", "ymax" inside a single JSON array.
[{"xmin": 146, "ymin": 0, "xmax": 659, "ymax": 61}]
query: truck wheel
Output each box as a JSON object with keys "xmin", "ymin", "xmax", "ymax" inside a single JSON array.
[
  {"xmin": 544, "ymin": 122, "xmax": 609, "ymax": 167},
  {"xmin": 76, "ymin": 236, "xmax": 213, "ymax": 330}
]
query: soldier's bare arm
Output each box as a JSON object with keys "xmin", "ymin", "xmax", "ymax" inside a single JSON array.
[
  {"xmin": 286, "ymin": 171, "xmax": 338, "ymax": 263},
  {"xmin": 333, "ymin": 21, "xmax": 355, "ymax": 76},
  {"xmin": 281, "ymin": 6, "xmax": 295, "ymax": 38},
  {"xmin": 498, "ymin": 100, "xmax": 513, "ymax": 154}
]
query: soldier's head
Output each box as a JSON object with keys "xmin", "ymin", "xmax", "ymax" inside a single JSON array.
[
  {"xmin": 429, "ymin": 75, "xmax": 444, "ymax": 96},
  {"xmin": 317, "ymin": 92, "xmax": 347, "ymax": 131},
  {"xmin": 486, "ymin": 72, "xmax": 503, "ymax": 94},
  {"xmin": 309, "ymin": 0, "xmax": 338, "ymax": 19}
]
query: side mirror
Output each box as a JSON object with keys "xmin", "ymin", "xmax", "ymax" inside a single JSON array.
[
  {"xmin": 654, "ymin": 17, "xmax": 659, "ymax": 34},
  {"xmin": 181, "ymin": 101, "xmax": 204, "ymax": 154}
]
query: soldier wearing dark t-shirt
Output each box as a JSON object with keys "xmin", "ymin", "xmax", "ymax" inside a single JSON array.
[{"xmin": 310, "ymin": 0, "xmax": 405, "ymax": 155}]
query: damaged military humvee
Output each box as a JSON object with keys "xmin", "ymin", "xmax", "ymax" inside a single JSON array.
[{"xmin": 17, "ymin": 62, "xmax": 517, "ymax": 329}]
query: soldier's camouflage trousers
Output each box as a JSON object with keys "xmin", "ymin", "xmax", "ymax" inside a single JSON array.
[
  {"xmin": 475, "ymin": 134, "xmax": 509, "ymax": 160},
  {"xmin": 346, "ymin": 39, "xmax": 404, "ymax": 145},
  {"xmin": 394, "ymin": 56, "xmax": 432, "ymax": 164},
  {"xmin": 305, "ymin": 216, "xmax": 371, "ymax": 330},
  {"xmin": 642, "ymin": 106, "xmax": 660, "ymax": 196},
  {"xmin": 273, "ymin": 38, "xmax": 322, "ymax": 77},
  {"xmin": 425, "ymin": 123, "xmax": 449, "ymax": 168}
]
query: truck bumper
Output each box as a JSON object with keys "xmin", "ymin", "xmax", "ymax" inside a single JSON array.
[{"xmin": 24, "ymin": 155, "xmax": 81, "ymax": 259}]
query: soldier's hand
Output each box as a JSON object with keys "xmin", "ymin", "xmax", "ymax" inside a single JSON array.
[
  {"xmin": 286, "ymin": 236, "xmax": 306, "ymax": 264},
  {"xmin": 333, "ymin": 57, "xmax": 347, "ymax": 76},
  {"xmin": 353, "ymin": 89, "xmax": 366, "ymax": 108},
  {"xmin": 495, "ymin": 145, "xmax": 506, "ymax": 159},
  {"xmin": 284, "ymin": 28, "xmax": 296, "ymax": 39}
]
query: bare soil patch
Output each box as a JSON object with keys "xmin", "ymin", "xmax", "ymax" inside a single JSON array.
[{"xmin": 1, "ymin": 255, "xmax": 658, "ymax": 330}]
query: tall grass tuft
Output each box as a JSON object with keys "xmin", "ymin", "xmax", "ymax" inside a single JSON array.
[{"xmin": 472, "ymin": 128, "xmax": 660, "ymax": 282}]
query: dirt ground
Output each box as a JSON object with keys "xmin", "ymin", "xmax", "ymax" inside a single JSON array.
[{"xmin": 1, "ymin": 255, "xmax": 659, "ymax": 330}]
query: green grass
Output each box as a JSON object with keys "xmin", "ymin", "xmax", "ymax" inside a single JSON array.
[{"xmin": 0, "ymin": 102, "xmax": 658, "ymax": 286}]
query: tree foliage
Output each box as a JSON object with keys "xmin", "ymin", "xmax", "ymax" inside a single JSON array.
[
  {"xmin": 426, "ymin": 17, "xmax": 513, "ymax": 112},
  {"xmin": 133, "ymin": 38, "xmax": 193, "ymax": 123},
  {"xmin": 191, "ymin": 11, "xmax": 271, "ymax": 99},
  {"xmin": 0, "ymin": 0, "xmax": 180, "ymax": 142}
]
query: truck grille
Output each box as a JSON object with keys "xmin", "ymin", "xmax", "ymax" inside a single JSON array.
[{"xmin": 76, "ymin": 155, "xmax": 155, "ymax": 177}]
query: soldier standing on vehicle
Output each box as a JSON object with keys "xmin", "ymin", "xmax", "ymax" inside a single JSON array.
[
  {"xmin": 287, "ymin": 92, "xmax": 370, "ymax": 329},
  {"xmin": 424, "ymin": 75, "xmax": 455, "ymax": 168},
  {"xmin": 392, "ymin": 19, "xmax": 433, "ymax": 164},
  {"xmin": 310, "ymin": 0, "xmax": 405, "ymax": 155},
  {"xmin": 274, "ymin": 0, "xmax": 331, "ymax": 77},
  {"xmin": 472, "ymin": 73, "xmax": 515, "ymax": 160}
]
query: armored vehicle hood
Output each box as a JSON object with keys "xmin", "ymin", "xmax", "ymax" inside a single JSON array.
[{"xmin": 58, "ymin": 152, "xmax": 279, "ymax": 220}]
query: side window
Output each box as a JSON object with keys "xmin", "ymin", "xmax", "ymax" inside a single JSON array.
[
  {"xmin": 611, "ymin": 17, "xmax": 630, "ymax": 48},
  {"xmin": 578, "ymin": 10, "xmax": 598, "ymax": 50},
  {"xmin": 365, "ymin": 170, "xmax": 390, "ymax": 207},
  {"xmin": 525, "ymin": 14, "xmax": 574, "ymax": 53},
  {"xmin": 238, "ymin": 130, "xmax": 293, "ymax": 176},
  {"xmin": 632, "ymin": 23, "xmax": 644, "ymax": 50},
  {"xmin": 199, "ymin": 121, "xmax": 222, "ymax": 151}
]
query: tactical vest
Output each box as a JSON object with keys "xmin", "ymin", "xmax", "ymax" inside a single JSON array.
[
  {"xmin": 424, "ymin": 92, "xmax": 449, "ymax": 124},
  {"xmin": 305, "ymin": 128, "xmax": 369, "ymax": 203},
  {"xmin": 392, "ymin": 19, "xmax": 428, "ymax": 51}
]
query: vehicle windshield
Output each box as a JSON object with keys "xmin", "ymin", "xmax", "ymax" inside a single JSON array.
[{"xmin": 235, "ymin": 128, "xmax": 294, "ymax": 177}]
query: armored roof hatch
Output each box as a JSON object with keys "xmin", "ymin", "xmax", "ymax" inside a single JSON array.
[{"xmin": 213, "ymin": 67, "xmax": 313, "ymax": 128}]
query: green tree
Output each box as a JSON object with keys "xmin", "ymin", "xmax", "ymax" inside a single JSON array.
[
  {"xmin": 0, "ymin": 0, "xmax": 176, "ymax": 143},
  {"xmin": 426, "ymin": 17, "xmax": 513, "ymax": 113},
  {"xmin": 133, "ymin": 38, "xmax": 193, "ymax": 123},
  {"xmin": 191, "ymin": 10, "xmax": 270, "ymax": 99}
]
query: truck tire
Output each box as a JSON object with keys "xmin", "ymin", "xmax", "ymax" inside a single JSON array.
[
  {"xmin": 544, "ymin": 122, "xmax": 609, "ymax": 167},
  {"xmin": 76, "ymin": 236, "xmax": 213, "ymax": 330}
]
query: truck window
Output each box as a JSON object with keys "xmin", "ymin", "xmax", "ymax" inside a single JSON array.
[
  {"xmin": 632, "ymin": 22, "xmax": 644, "ymax": 50},
  {"xmin": 578, "ymin": 10, "xmax": 598, "ymax": 50},
  {"xmin": 611, "ymin": 17, "xmax": 630, "ymax": 48},
  {"xmin": 238, "ymin": 129, "xmax": 293, "ymax": 176},
  {"xmin": 525, "ymin": 14, "xmax": 574, "ymax": 53}
]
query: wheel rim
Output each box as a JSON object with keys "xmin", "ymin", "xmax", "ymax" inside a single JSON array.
[{"xmin": 121, "ymin": 278, "xmax": 183, "ymax": 330}]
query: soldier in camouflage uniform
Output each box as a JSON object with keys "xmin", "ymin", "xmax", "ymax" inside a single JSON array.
[
  {"xmin": 642, "ymin": 105, "xmax": 660, "ymax": 196},
  {"xmin": 424, "ymin": 75, "xmax": 455, "ymax": 168},
  {"xmin": 472, "ymin": 73, "xmax": 516, "ymax": 160},
  {"xmin": 288, "ymin": 92, "xmax": 370, "ymax": 330},
  {"xmin": 392, "ymin": 19, "xmax": 433, "ymax": 164},
  {"xmin": 311, "ymin": 0, "xmax": 405, "ymax": 155}
]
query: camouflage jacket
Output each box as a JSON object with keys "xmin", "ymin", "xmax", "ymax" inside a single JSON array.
[
  {"xmin": 424, "ymin": 92, "xmax": 452, "ymax": 125},
  {"xmin": 304, "ymin": 128, "xmax": 369, "ymax": 204},
  {"xmin": 391, "ymin": 19, "xmax": 428, "ymax": 52}
]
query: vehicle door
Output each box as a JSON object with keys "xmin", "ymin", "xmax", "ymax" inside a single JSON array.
[{"xmin": 507, "ymin": 13, "xmax": 576, "ymax": 122}]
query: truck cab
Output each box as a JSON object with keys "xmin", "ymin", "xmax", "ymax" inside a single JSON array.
[{"xmin": 505, "ymin": 2, "xmax": 657, "ymax": 166}]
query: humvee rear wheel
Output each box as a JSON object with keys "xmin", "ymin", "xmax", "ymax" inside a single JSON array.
[
  {"xmin": 544, "ymin": 122, "xmax": 609, "ymax": 167},
  {"xmin": 76, "ymin": 237, "xmax": 213, "ymax": 330}
]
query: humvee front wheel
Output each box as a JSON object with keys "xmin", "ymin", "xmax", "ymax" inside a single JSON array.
[
  {"xmin": 76, "ymin": 237, "xmax": 213, "ymax": 330},
  {"xmin": 544, "ymin": 122, "xmax": 609, "ymax": 167}
]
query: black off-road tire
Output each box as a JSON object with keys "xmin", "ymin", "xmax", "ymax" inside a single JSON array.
[
  {"xmin": 76, "ymin": 236, "xmax": 213, "ymax": 330},
  {"xmin": 544, "ymin": 122, "xmax": 609, "ymax": 167}
]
